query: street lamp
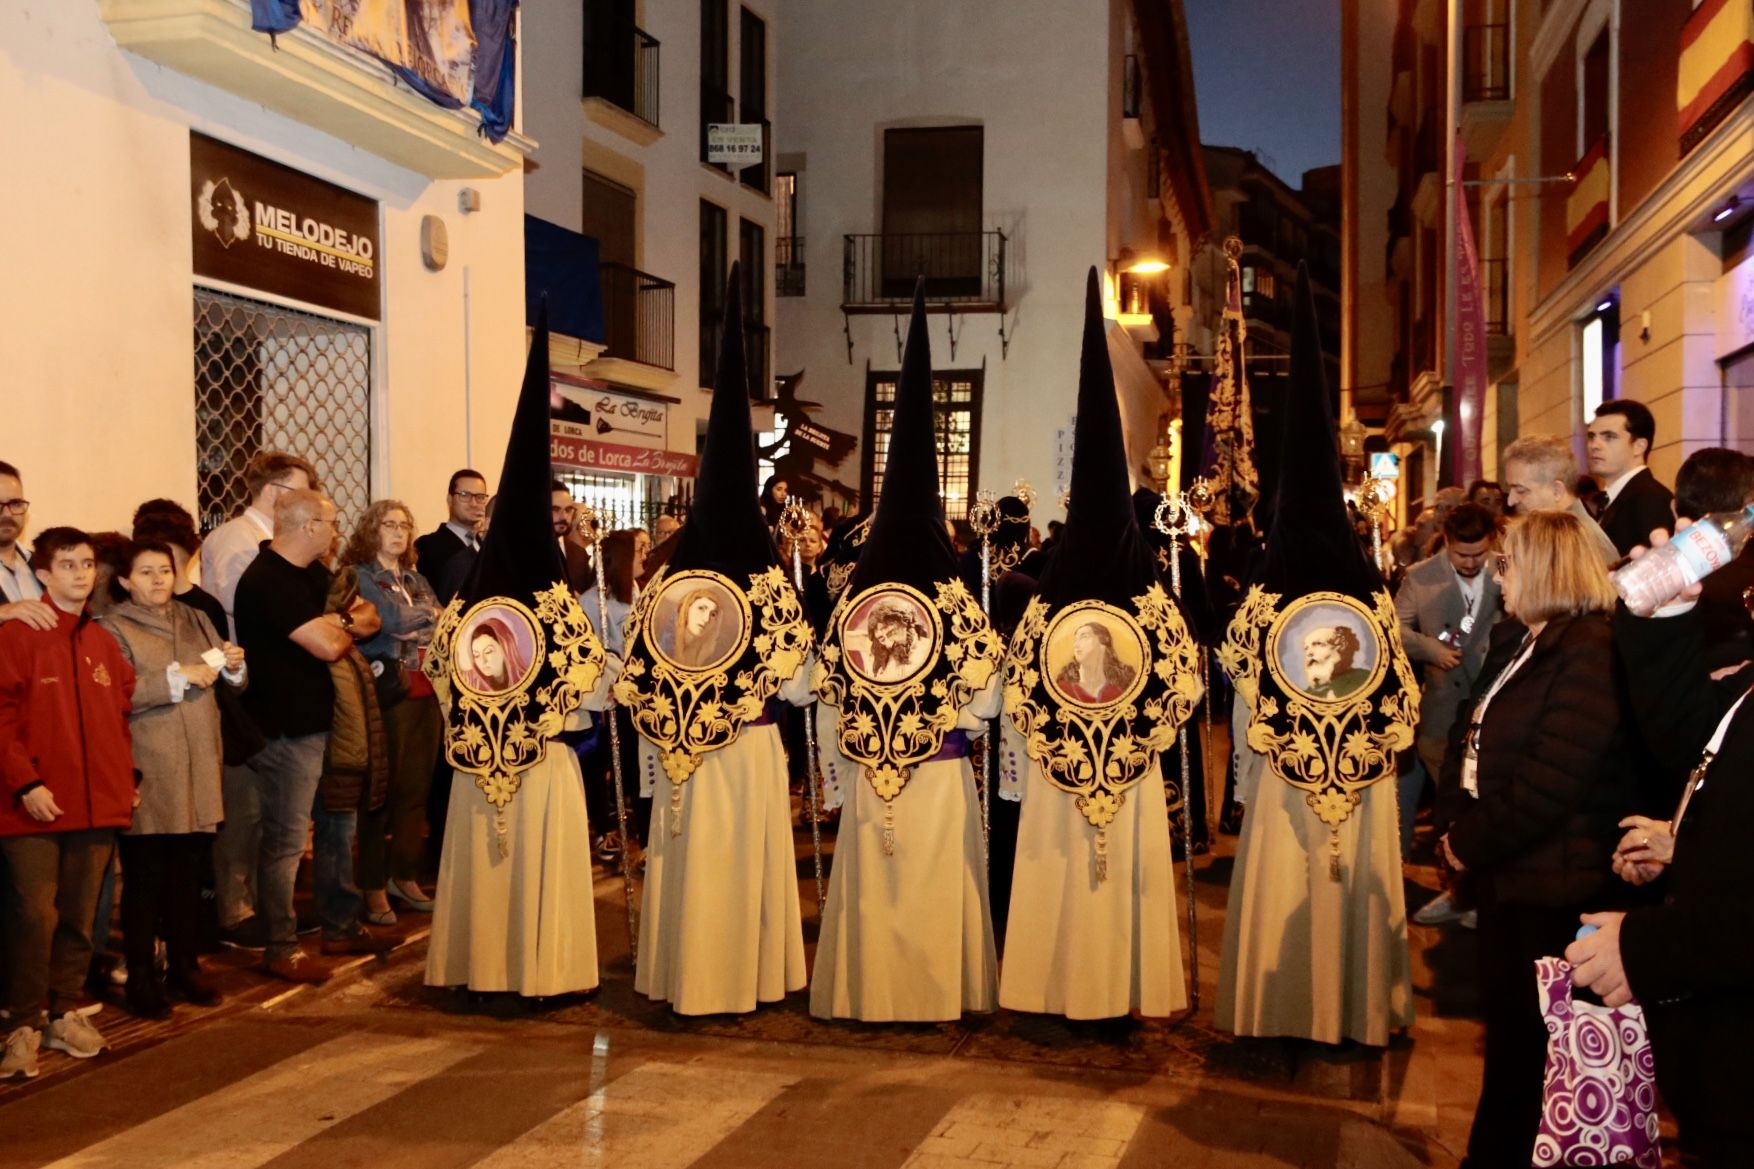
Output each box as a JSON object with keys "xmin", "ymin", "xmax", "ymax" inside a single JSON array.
[{"xmin": 1338, "ymin": 415, "xmax": 1366, "ymax": 484}]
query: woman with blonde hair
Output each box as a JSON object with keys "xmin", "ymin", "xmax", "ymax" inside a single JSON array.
[
  {"xmin": 340, "ymin": 500, "xmax": 443, "ymax": 924},
  {"xmin": 1436, "ymin": 510, "xmax": 1633, "ymax": 1168}
]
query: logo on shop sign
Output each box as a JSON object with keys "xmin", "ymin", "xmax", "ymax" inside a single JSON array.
[{"xmin": 196, "ymin": 178, "xmax": 251, "ymax": 249}]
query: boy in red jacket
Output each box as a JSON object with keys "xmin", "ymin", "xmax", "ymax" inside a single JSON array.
[{"xmin": 0, "ymin": 528, "xmax": 136, "ymax": 1080}]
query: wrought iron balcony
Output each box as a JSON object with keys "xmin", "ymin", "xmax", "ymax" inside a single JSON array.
[
  {"xmin": 777, "ymin": 236, "xmax": 805, "ymax": 297},
  {"xmin": 1462, "ymin": 23, "xmax": 1510, "ymax": 103},
  {"xmin": 841, "ymin": 231, "xmax": 1008, "ymax": 312},
  {"xmin": 583, "ymin": 7, "xmax": 660, "ymax": 128},
  {"xmin": 599, "ymin": 262, "xmax": 675, "ymax": 371}
]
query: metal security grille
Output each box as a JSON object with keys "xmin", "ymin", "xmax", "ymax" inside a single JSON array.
[
  {"xmin": 193, "ymin": 288, "xmax": 372, "ymax": 534},
  {"xmin": 861, "ymin": 369, "xmax": 982, "ymax": 520}
]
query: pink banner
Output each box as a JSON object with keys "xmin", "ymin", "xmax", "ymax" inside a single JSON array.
[{"xmin": 1453, "ymin": 134, "xmax": 1485, "ymax": 484}]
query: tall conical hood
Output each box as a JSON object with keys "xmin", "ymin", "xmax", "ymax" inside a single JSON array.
[
  {"xmin": 460, "ymin": 303, "xmax": 566, "ymax": 603},
  {"xmin": 668, "ymin": 263, "xmax": 780, "ymax": 578},
  {"xmin": 847, "ymin": 281, "xmax": 957, "ymax": 594},
  {"xmin": 1036, "ymin": 267, "xmax": 1160, "ymax": 609},
  {"xmin": 1256, "ymin": 263, "xmax": 1380, "ymax": 599}
]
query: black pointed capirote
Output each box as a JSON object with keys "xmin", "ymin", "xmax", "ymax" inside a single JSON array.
[
  {"xmin": 847, "ymin": 280, "xmax": 959, "ymax": 596},
  {"xmin": 667, "ymin": 263, "xmax": 783, "ymax": 579}
]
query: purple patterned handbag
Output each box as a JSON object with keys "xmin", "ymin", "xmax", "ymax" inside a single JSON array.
[{"xmin": 1531, "ymin": 957, "xmax": 1662, "ymax": 1168}]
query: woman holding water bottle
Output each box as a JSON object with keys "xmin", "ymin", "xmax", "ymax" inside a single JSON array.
[
  {"xmin": 1567, "ymin": 512, "xmax": 1754, "ymax": 1167},
  {"xmin": 1435, "ymin": 511, "xmax": 1635, "ymax": 1169}
]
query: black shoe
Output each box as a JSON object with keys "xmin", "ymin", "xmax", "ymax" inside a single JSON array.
[
  {"xmin": 166, "ymin": 967, "xmax": 222, "ymax": 1007},
  {"xmin": 218, "ymin": 916, "xmax": 268, "ymax": 952},
  {"xmin": 125, "ymin": 979, "xmax": 172, "ymax": 1021}
]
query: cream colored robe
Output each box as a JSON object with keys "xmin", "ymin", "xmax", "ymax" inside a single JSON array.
[
  {"xmin": 426, "ymin": 663, "xmax": 616, "ymax": 997},
  {"xmin": 1214, "ymin": 694, "xmax": 1414, "ymax": 1045},
  {"xmin": 996, "ymin": 723, "xmax": 1188, "ymax": 1020},
  {"xmin": 809, "ymin": 677, "xmax": 1000, "ymax": 1021},
  {"xmin": 632, "ymin": 665, "xmax": 814, "ymax": 1015}
]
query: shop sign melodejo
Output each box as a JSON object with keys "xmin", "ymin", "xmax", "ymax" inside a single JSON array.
[{"xmin": 190, "ymin": 132, "xmax": 381, "ymax": 321}]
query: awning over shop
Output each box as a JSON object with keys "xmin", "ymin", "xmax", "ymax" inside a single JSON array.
[{"xmin": 525, "ymin": 215, "xmax": 605, "ymax": 347}]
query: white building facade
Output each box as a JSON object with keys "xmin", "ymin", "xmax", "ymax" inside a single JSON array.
[
  {"xmin": 2, "ymin": 1, "xmax": 534, "ymax": 535},
  {"xmin": 522, "ymin": 0, "xmax": 779, "ymax": 525},
  {"xmin": 772, "ymin": 0, "xmax": 1211, "ymax": 519}
]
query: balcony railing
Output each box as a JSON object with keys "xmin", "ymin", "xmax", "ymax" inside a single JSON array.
[
  {"xmin": 1462, "ymin": 23, "xmax": 1510, "ymax": 103},
  {"xmin": 777, "ymin": 236, "xmax": 805, "ymax": 297},
  {"xmin": 700, "ymin": 319, "xmax": 771, "ymax": 398},
  {"xmin": 583, "ymin": 11, "xmax": 660, "ymax": 128},
  {"xmin": 1480, "ymin": 257, "xmax": 1509, "ymax": 335},
  {"xmin": 739, "ymin": 117, "xmax": 772, "ymax": 195},
  {"xmin": 600, "ymin": 262, "xmax": 675, "ymax": 370},
  {"xmin": 841, "ymin": 231, "xmax": 1008, "ymax": 310},
  {"xmin": 1123, "ymin": 54, "xmax": 1142, "ymax": 120}
]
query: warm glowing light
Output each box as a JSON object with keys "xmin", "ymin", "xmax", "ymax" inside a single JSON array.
[{"xmin": 1126, "ymin": 258, "xmax": 1171, "ymax": 275}]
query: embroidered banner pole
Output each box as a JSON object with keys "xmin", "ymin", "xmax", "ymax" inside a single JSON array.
[
  {"xmin": 1155, "ymin": 493, "xmax": 1201, "ymax": 1010},
  {"xmin": 780, "ymin": 501, "xmax": 828, "ymax": 912},
  {"xmin": 582, "ymin": 504, "xmax": 639, "ymax": 961}
]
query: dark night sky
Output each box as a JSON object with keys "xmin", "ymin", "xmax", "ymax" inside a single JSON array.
[{"xmin": 1184, "ymin": 0, "xmax": 1341, "ymax": 188}]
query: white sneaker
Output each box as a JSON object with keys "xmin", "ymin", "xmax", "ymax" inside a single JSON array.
[
  {"xmin": 1412, "ymin": 891, "xmax": 1466, "ymax": 926},
  {"xmin": 1, "ymin": 1026, "xmax": 40, "ymax": 1079},
  {"xmin": 1459, "ymin": 909, "xmax": 1478, "ymax": 930},
  {"xmin": 46, "ymin": 1011, "xmax": 107, "ymax": 1059}
]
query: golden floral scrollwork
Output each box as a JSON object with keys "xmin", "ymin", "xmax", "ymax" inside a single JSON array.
[
  {"xmin": 1220, "ymin": 586, "xmax": 1420, "ymax": 856},
  {"xmin": 1002, "ymin": 585, "xmax": 1202, "ymax": 834},
  {"xmin": 424, "ymin": 585, "xmax": 607, "ymax": 814},
  {"xmin": 814, "ymin": 578, "xmax": 1003, "ymax": 806},
  {"xmin": 614, "ymin": 566, "xmax": 813, "ymax": 784}
]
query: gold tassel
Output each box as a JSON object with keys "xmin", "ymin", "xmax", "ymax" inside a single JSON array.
[
  {"xmin": 882, "ymin": 800, "xmax": 896, "ymax": 856},
  {"xmin": 495, "ymin": 809, "xmax": 509, "ymax": 859},
  {"xmin": 670, "ymin": 782, "xmax": 684, "ymax": 837},
  {"xmin": 1094, "ymin": 827, "xmax": 1108, "ymax": 883},
  {"xmin": 1329, "ymin": 829, "xmax": 1342, "ymax": 881}
]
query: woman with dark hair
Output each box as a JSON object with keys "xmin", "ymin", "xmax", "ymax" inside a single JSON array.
[
  {"xmin": 579, "ymin": 530, "xmax": 642, "ymax": 657},
  {"xmin": 1054, "ymin": 621, "xmax": 1136, "ymax": 703},
  {"xmin": 100, "ymin": 540, "xmax": 245, "ymax": 1016},
  {"xmin": 342, "ymin": 501, "xmax": 442, "ymax": 924},
  {"xmin": 759, "ymin": 475, "xmax": 789, "ymax": 533}
]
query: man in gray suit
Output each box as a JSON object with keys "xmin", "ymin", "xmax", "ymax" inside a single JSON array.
[{"xmin": 1394, "ymin": 502, "xmax": 1501, "ymax": 922}]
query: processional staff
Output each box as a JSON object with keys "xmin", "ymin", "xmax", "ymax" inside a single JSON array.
[
  {"xmin": 778, "ymin": 501, "xmax": 828, "ymax": 913},
  {"xmin": 579, "ymin": 504, "xmax": 640, "ymax": 963},
  {"xmin": 966, "ymin": 490, "xmax": 1001, "ymax": 863},
  {"xmin": 1153, "ymin": 490, "xmax": 1202, "ymax": 1012}
]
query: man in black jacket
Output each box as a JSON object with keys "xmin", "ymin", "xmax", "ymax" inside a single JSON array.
[
  {"xmin": 415, "ymin": 469, "xmax": 488, "ymax": 604},
  {"xmin": 1673, "ymin": 448, "xmax": 1754, "ymax": 674},
  {"xmin": 1587, "ymin": 400, "xmax": 1674, "ymax": 556},
  {"xmin": 1568, "ymin": 526, "xmax": 1754, "ymax": 1167}
]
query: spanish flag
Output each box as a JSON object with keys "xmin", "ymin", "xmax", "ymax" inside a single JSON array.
[{"xmin": 1678, "ymin": 0, "xmax": 1754, "ymax": 146}]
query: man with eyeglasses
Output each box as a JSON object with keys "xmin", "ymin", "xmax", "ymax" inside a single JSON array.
[
  {"xmin": 416, "ymin": 469, "xmax": 488, "ymax": 605},
  {"xmin": 199, "ymin": 451, "xmax": 318, "ymax": 640},
  {"xmin": 229, "ymin": 489, "xmax": 384, "ymax": 984},
  {"xmin": 0, "ymin": 461, "xmax": 55, "ymax": 633}
]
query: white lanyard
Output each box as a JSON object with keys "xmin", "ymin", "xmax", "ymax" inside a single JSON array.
[
  {"xmin": 1671, "ymin": 685, "xmax": 1752, "ymax": 843},
  {"xmin": 1460, "ymin": 630, "xmax": 1540, "ymax": 796}
]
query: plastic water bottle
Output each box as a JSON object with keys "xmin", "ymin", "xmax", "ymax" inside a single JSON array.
[{"xmin": 1611, "ymin": 504, "xmax": 1754, "ymax": 616}]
